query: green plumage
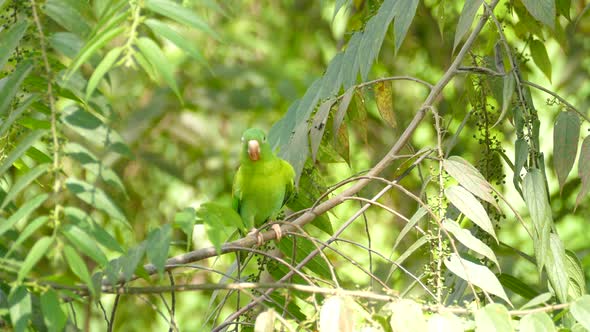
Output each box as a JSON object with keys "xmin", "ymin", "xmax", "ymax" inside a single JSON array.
[{"xmin": 232, "ymin": 128, "xmax": 295, "ymax": 231}]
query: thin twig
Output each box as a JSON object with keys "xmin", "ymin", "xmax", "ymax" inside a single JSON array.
[
  {"xmin": 520, "ymin": 80, "xmax": 590, "ymax": 122},
  {"xmin": 30, "ymin": 0, "xmax": 61, "ymax": 235},
  {"xmin": 107, "ymin": 294, "xmax": 120, "ymax": 332},
  {"xmin": 457, "ymin": 66, "xmax": 505, "ymax": 76},
  {"xmin": 334, "ymin": 238, "xmax": 436, "ymax": 300},
  {"xmin": 44, "ymin": 280, "xmax": 571, "ymax": 316},
  {"xmin": 98, "ymin": 301, "xmax": 110, "ymax": 328},
  {"xmin": 342, "ymin": 196, "xmax": 426, "ymax": 235},
  {"xmin": 167, "ymin": 272, "xmax": 177, "ymax": 332},
  {"xmin": 284, "ymin": 231, "xmax": 390, "ymax": 290}
]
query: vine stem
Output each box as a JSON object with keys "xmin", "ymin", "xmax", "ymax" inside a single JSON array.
[
  {"xmin": 433, "ymin": 106, "xmax": 445, "ymax": 304},
  {"xmin": 30, "ymin": 0, "xmax": 62, "ymax": 230},
  {"xmin": 121, "ymin": 0, "xmax": 143, "ymax": 67},
  {"xmin": 47, "ymin": 280, "xmax": 571, "ymax": 317}
]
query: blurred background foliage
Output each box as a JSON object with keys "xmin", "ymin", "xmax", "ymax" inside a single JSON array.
[{"xmin": 2, "ymin": 0, "xmax": 590, "ymax": 330}]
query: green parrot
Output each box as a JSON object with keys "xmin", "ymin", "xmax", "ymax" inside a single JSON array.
[{"xmin": 232, "ymin": 128, "xmax": 295, "ymax": 244}]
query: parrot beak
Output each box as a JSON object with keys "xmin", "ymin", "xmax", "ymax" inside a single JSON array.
[{"xmin": 248, "ymin": 140, "xmax": 260, "ymax": 161}]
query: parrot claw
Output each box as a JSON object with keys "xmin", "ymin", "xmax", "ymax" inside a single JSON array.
[{"xmin": 271, "ymin": 224, "xmax": 282, "ymax": 241}]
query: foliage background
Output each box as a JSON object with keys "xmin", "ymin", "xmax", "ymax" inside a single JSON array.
[{"xmin": 1, "ymin": 0, "xmax": 590, "ymax": 331}]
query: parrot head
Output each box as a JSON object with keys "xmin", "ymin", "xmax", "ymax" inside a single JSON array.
[{"xmin": 241, "ymin": 128, "xmax": 271, "ymax": 162}]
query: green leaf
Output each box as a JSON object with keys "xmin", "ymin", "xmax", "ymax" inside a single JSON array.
[
  {"xmin": 146, "ymin": 224, "xmax": 172, "ymax": 277},
  {"xmin": 65, "ymin": 178, "xmax": 128, "ymax": 224},
  {"xmin": 387, "ymin": 236, "xmax": 428, "ymax": 280},
  {"xmin": 144, "ymin": 0, "xmax": 220, "ymax": 39},
  {"xmin": 389, "ymin": 299, "xmax": 427, "ymax": 332},
  {"xmin": 44, "ymin": 0, "xmax": 91, "ymax": 37},
  {"xmin": 545, "ymin": 233, "xmax": 568, "ymax": 303},
  {"xmin": 520, "ymin": 0, "xmax": 556, "ymax": 29},
  {"xmin": 288, "ymin": 163, "xmax": 333, "ymax": 235},
  {"xmin": 105, "ymin": 257, "xmax": 122, "ymax": 285},
  {"xmin": 474, "ymin": 303, "xmax": 514, "ymax": 331},
  {"xmin": 443, "ymin": 156, "xmax": 498, "ymax": 209},
  {"xmin": 520, "ymin": 292, "xmax": 552, "ymax": 309},
  {"xmin": 133, "ymin": 49, "xmax": 159, "ymax": 82},
  {"xmin": 392, "ymin": 0, "xmax": 419, "ymax": 53},
  {"xmin": 277, "ymin": 237, "xmax": 332, "ymax": 281},
  {"xmin": 4, "ymin": 216, "xmax": 50, "ymax": 258},
  {"xmin": 318, "ymin": 52, "xmax": 344, "ymax": 99},
  {"xmin": 26, "ymin": 147, "xmax": 52, "ymax": 165},
  {"xmin": 0, "ymin": 59, "xmax": 33, "ymax": 117},
  {"xmin": 8, "ymin": 286, "xmax": 32, "ymax": 332},
  {"xmin": 523, "ymin": 169, "xmax": 553, "ymax": 272},
  {"xmin": 374, "ymin": 81, "xmax": 397, "ymax": 128},
  {"xmin": 144, "ymin": 18, "xmax": 207, "ymax": 65},
  {"xmin": 519, "ymin": 312, "xmax": 555, "ymax": 332},
  {"xmin": 61, "ymin": 107, "xmax": 131, "ymax": 156},
  {"xmin": 0, "ymin": 129, "xmax": 43, "ymax": 177},
  {"xmin": 334, "ymin": 86, "xmax": 355, "ymax": 137},
  {"xmin": 196, "ymin": 202, "xmax": 242, "ymax": 253},
  {"xmin": 267, "ymin": 292, "xmax": 306, "ymax": 322},
  {"xmin": 348, "ymin": 91, "xmax": 368, "ymax": 144},
  {"xmin": 91, "ymin": 1, "xmax": 128, "ymax": 38},
  {"xmin": 445, "ymin": 254, "xmax": 511, "ymax": 305},
  {"xmin": 0, "ymin": 193, "xmax": 48, "ymax": 237},
  {"xmin": 575, "ymin": 135, "xmax": 590, "ymax": 210},
  {"xmin": 493, "ymin": 72, "xmax": 515, "ymax": 128},
  {"xmin": 445, "ymin": 185, "xmax": 497, "ymax": 242},
  {"xmin": 570, "ymin": 295, "xmax": 590, "ymax": 330},
  {"xmin": 565, "ymin": 250, "xmax": 586, "ymax": 299},
  {"xmin": 64, "ymin": 206, "xmax": 124, "ymax": 253},
  {"xmin": 342, "ymin": 33, "xmax": 362, "ymax": 90},
  {"xmin": 17, "ymin": 237, "xmax": 53, "ymax": 283},
  {"xmin": 64, "ymin": 25, "xmax": 126, "ymax": 80},
  {"xmin": 136, "ymin": 37, "xmax": 181, "ymax": 101},
  {"xmin": 393, "ymin": 207, "xmax": 427, "ymax": 252},
  {"xmin": 18, "ymin": 117, "xmax": 51, "ymax": 130},
  {"xmin": 63, "ymin": 245, "xmax": 94, "ymax": 295},
  {"xmin": 40, "ymin": 290, "xmax": 67, "ymax": 332},
  {"xmin": 553, "ymin": 111, "xmax": 580, "ymax": 194},
  {"xmin": 333, "ymin": 0, "xmax": 349, "ymax": 20},
  {"xmin": 48, "ymin": 32, "xmax": 84, "ymax": 59},
  {"xmin": 556, "ymin": 0, "xmax": 571, "ymax": 20},
  {"xmin": 64, "ymin": 142, "xmax": 127, "ymax": 194},
  {"xmin": 453, "ymin": 0, "xmax": 483, "ymax": 51},
  {"xmin": 121, "ymin": 242, "xmax": 146, "ymax": 282},
  {"xmin": 0, "ymin": 95, "xmax": 37, "ymax": 138},
  {"xmin": 1, "ymin": 163, "xmax": 50, "ymax": 209},
  {"xmin": 311, "ymin": 99, "xmax": 336, "ymax": 162},
  {"xmin": 333, "ymin": 120, "xmax": 350, "ymax": 164},
  {"xmin": 0, "ymin": 20, "xmax": 28, "ymax": 70},
  {"xmin": 174, "ymin": 207, "xmax": 196, "ymax": 251},
  {"xmin": 530, "ymin": 39, "xmax": 552, "ymax": 82},
  {"xmin": 270, "ymin": 78, "xmax": 323, "ymax": 184},
  {"xmin": 358, "ymin": 0, "xmax": 395, "ymax": 81},
  {"xmin": 514, "ymin": 138, "xmax": 529, "ymax": 195},
  {"xmin": 497, "ymin": 273, "xmax": 539, "ymax": 300},
  {"xmin": 85, "ymin": 46, "xmax": 123, "ymax": 100},
  {"xmin": 442, "ymin": 219, "xmax": 499, "ymax": 269},
  {"xmin": 62, "ymin": 224, "xmax": 108, "ymax": 267}
]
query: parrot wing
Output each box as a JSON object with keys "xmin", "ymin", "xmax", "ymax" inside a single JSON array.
[{"xmin": 231, "ymin": 166, "xmax": 244, "ymax": 225}]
